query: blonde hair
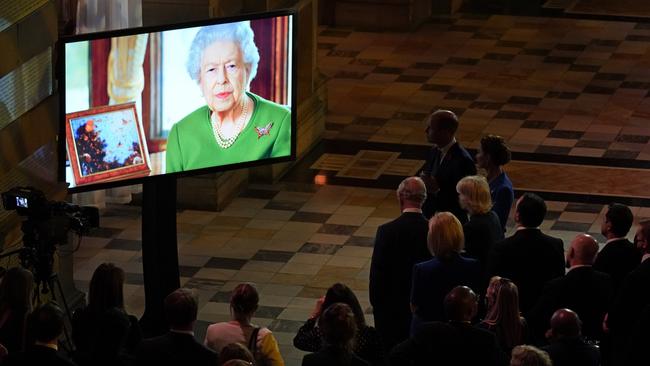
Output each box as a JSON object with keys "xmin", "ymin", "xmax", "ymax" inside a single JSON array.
[
  {"xmin": 456, "ymin": 175, "xmax": 492, "ymax": 215},
  {"xmin": 428, "ymin": 212, "xmax": 464, "ymax": 260},
  {"xmin": 510, "ymin": 345, "xmax": 552, "ymax": 366}
]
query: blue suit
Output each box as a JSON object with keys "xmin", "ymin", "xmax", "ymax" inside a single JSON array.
[{"xmin": 410, "ymin": 253, "xmax": 482, "ymax": 333}]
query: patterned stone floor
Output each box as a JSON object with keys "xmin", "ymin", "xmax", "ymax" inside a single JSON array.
[{"xmin": 65, "ymin": 11, "xmax": 650, "ymax": 366}]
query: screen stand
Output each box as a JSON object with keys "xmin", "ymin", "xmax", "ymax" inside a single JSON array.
[{"xmin": 139, "ymin": 177, "xmax": 180, "ymax": 337}]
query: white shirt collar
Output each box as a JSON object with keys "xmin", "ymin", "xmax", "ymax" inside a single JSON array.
[
  {"xmin": 642, "ymin": 253, "xmax": 650, "ymax": 263},
  {"xmin": 402, "ymin": 208, "xmax": 423, "ymax": 214},
  {"xmin": 439, "ymin": 137, "xmax": 457, "ymax": 157},
  {"xmin": 568, "ymin": 264, "xmax": 591, "ymax": 273},
  {"xmin": 605, "ymin": 237, "xmax": 627, "ymax": 244},
  {"xmin": 170, "ymin": 329, "xmax": 195, "ymax": 336},
  {"xmin": 516, "ymin": 226, "xmax": 540, "ymax": 231}
]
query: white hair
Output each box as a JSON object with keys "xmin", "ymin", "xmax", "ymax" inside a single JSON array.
[{"xmin": 186, "ymin": 21, "xmax": 260, "ymax": 88}]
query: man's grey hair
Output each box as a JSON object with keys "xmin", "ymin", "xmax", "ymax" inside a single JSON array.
[
  {"xmin": 186, "ymin": 21, "xmax": 260, "ymax": 89},
  {"xmin": 397, "ymin": 177, "xmax": 427, "ymax": 203}
]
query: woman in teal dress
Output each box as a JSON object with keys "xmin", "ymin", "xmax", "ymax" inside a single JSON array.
[{"xmin": 166, "ymin": 21, "xmax": 291, "ymax": 173}]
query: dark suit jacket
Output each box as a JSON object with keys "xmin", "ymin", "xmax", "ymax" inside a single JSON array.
[
  {"xmin": 390, "ymin": 321, "xmax": 507, "ymax": 366},
  {"xmin": 541, "ymin": 337, "xmax": 600, "ymax": 366},
  {"xmin": 531, "ymin": 266, "xmax": 613, "ymax": 342},
  {"xmin": 463, "ymin": 211, "xmax": 504, "ymax": 270},
  {"xmin": 410, "ymin": 254, "xmax": 482, "ymax": 328},
  {"xmin": 302, "ymin": 346, "xmax": 369, "ymax": 366},
  {"xmin": 488, "ymin": 228, "xmax": 565, "ymax": 316},
  {"xmin": 4, "ymin": 345, "xmax": 76, "ymax": 366},
  {"xmin": 369, "ymin": 212, "xmax": 430, "ymax": 349},
  {"xmin": 422, "ymin": 142, "xmax": 476, "ymax": 222},
  {"xmin": 608, "ymin": 259, "xmax": 650, "ymax": 364},
  {"xmin": 135, "ymin": 331, "xmax": 218, "ymax": 365},
  {"xmin": 592, "ymin": 238, "xmax": 640, "ymax": 292}
]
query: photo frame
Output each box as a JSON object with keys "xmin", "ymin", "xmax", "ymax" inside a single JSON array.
[{"xmin": 65, "ymin": 103, "xmax": 151, "ymax": 186}]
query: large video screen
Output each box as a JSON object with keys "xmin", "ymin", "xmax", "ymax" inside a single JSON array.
[{"xmin": 60, "ymin": 11, "xmax": 296, "ymax": 192}]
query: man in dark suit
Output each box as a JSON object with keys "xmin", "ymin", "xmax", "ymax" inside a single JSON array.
[
  {"xmin": 420, "ymin": 109, "xmax": 476, "ymax": 222},
  {"xmin": 532, "ymin": 234, "xmax": 613, "ymax": 343},
  {"xmin": 594, "ymin": 203, "xmax": 640, "ymax": 292},
  {"xmin": 369, "ymin": 176, "xmax": 431, "ymax": 350},
  {"xmin": 488, "ymin": 193, "xmax": 565, "ymax": 316},
  {"xmin": 607, "ymin": 220, "xmax": 650, "ymax": 366},
  {"xmin": 4, "ymin": 303, "xmax": 75, "ymax": 366},
  {"xmin": 136, "ymin": 288, "xmax": 218, "ymax": 365},
  {"xmin": 390, "ymin": 286, "xmax": 506, "ymax": 366},
  {"xmin": 541, "ymin": 309, "xmax": 600, "ymax": 366}
]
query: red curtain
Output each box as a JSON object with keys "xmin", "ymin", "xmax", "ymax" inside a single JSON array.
[{"xmin": 250, "ymin": 16, "xmax": 289, "ymax": 105}]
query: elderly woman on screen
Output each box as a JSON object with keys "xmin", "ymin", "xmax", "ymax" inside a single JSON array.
[{"xmin": 166, "ymin": 21, "xmax": 291, "ymax": 173}]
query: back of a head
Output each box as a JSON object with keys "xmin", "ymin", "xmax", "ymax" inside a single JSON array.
[
  {"xmin": 484, "ymin": 278, "xmax": 523, "ymax": 348},
  {"xmin": 516, "ymin": 193, "xmax": 547, "ymax": 228},
  {"xmin": 164, "ymin": 288, "xmax": 198, "ymax": 330},
  {"xmin": 432, "ymin": 110, "xmax": 459, "ymax": 134},
  {"xmin": 322, "ymin": 283, "xmax": 366, "ymax": 327},
  {"xmin": 320, "ymin": 302, "xmax": 357, "ymax": 348},
  {"xmin": 444, "ymin": 286, "xmax": 477, "ymax": 322},
  {"xmin": 428, "ymin": 212, "xmax": 464, "ymax": 260},
  {"xmin": 0, "ymin": 267, "xmax": 33, "ymax": 313},
  {"xmin": 88, "ymin": 262, "xmax": 125, "ymax": 312},
  {"xmin": 30, "ymin": 302, "xmax": 64, "ymax": 344},
  {"xmin": 510, "ymin": 345, "xmax": 552, "ymax": 366},
  {"xmin": 570, "ymin": 234, "xmax": 599, "ymax": 265},
  {"xmin": 456, "ymin": 175, "xmax": 492, "ymax": 215},
  {"xmin": 230, "ymin": 283, "xmax": 259, "ymax": 316},
  {"xmin": 550, "ymin": 308, "xmax": 581, "ymax": 338},
  {"xmin": 605, "ymin": 203, "xmax": 633, "ymax": 237},
  {"xmin": 220, "ymin": 342, "xmax": 255, "ymax": 364},
  {"xmin": 480, "ymin": 135, "xmax": 511, "ymax": 167},
  {"xmin": 397, "ymin": 176, "xmax": 427, "ymax": 207}
]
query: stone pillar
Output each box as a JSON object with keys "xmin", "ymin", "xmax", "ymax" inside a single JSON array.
[{"xmin": 320, "ymin": 0, "xmax": 432, "ymax": 30}]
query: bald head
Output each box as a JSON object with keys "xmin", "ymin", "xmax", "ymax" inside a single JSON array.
[
  {"xmin": 549, "ymin": 308, "xmax": 581, "ymax": 338},
  {"xmin": 426, "ymin": 110, "xmax": 458, "ymax": 146},
  {"xmin": 567, "ymin": 234, "xmax": 599, "ymax": 266},
  {"xmin": 444, "ymin": 286, "xmax": 478, "ymax": 322},
  {"xmin": 397, "ymin": 177, "xmax": 427, "ymax": 209}
]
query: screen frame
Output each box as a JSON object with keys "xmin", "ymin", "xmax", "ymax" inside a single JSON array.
[{"xmin": 57, "ymin": 9, "xmax": 298, "ymax": 194}]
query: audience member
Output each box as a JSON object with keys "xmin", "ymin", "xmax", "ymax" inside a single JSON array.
[
  {"xmin": 391, "ymin": 286, "xmax": 506, "ymax": 366},
  {"xmin": 136, "ymin": 288, "xmax": 218, "ymax": 365},
  {"xmin": 369, "ymin": 176, "xmax": 430, "ymax": 349},
  {"xmin": 476, "ymin": 134, "xmax": 514, "ymax": 231},
  {"xmin": 457, "ymin": 175, "xmax": 504, "ymax": 269},
  {"xmin": 223, "ymin": 360, "xmax": 253, "ymax": 366},
  {"xmin": 294, "ymin": 283, "xmax": 385, "ymax": 366},
  {"xmin": 410, "ymin": 212, "xmax": 482, "ymax": 331},
  {"xmin": 219, "ymin": 342, "xmax": 255, "ymax": 365},
  {"xmin": 541, "ymin": 308, "xmax": 599, "ymax": 366},
  {"xmin": 76, "ymin": 307, "xmax": 132, "ymax": 366},
  {"xmin": 531, "ymin": 234, "xmax": 613, "ymax": 343},
  {"xmin": 607, "ymin": 219, "xmax": 650, "ymax": 365},
  {"xmin": 301, "ymin": 303, "xmax": 369, "ymax": 366},
  {"xmin": 488, "ymin": 193, "xmax": 564, "ymax": 316},
  {"xmin": 72, "ymin": 263, "xmax": 141, "ymax": 361},
  {"xmin": 205, "ymin": 283, "xmax": 284, "ymax": 366},
  {"xmin": 510, "ymin": 345, "xmax": 551, "ymax": 366},
  {"xmin": 0, "ymin": 267, "xmax": 33, "ymax": 354},
  {"xmin": 420, "ymin": 110, "xmax": 476, "ymax": 222},
  {"xmin": 593, "ymin": 203, "xmax": 640, "ymax": 291},
  {"xmin": 479, "ymin": 277, "xmax": 527, "ymax": 356},
  {"xmin": 4, "ymin": 302, "xmax": 74, "ymax": 366}
]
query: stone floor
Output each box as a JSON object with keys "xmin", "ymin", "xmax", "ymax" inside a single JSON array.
[{"xmin": 66, "ymin": 11, "xmax": 650, "ymax": 366}]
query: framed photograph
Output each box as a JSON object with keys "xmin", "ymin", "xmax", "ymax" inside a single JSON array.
[{"xmin": 65, "ymin": 103, "xmax": 151, "ymax": 186}]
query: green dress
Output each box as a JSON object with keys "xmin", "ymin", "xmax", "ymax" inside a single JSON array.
[{"xmin": 165, "ymin": 92, "xmax": 291, "ymax": 173}]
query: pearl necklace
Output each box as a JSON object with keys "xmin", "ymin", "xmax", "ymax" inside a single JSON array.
[{"xmin": 211, "ymin": 96, "xmax": 248, "ymax": 149}]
